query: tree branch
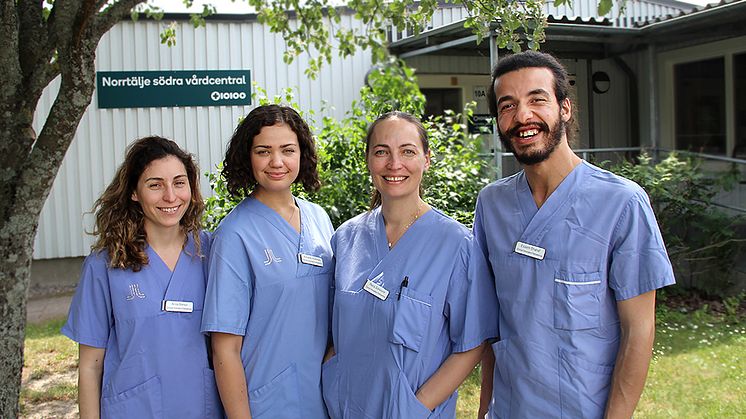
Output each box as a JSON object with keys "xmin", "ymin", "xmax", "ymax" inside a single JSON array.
[{"xmin": 92, "ymin": 0, "xmax": 146, "ymax": 40}]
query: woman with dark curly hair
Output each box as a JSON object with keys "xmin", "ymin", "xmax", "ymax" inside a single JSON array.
[
  {"xmin": 62, "ymin": 136, "xmax": 221, "ymax": 418},
  {"xmin": 201, "ymin": 104, "xmax": 334, "ymax": 419}
]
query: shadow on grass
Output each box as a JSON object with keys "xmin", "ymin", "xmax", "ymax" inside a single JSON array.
[{"xmin": 26, "ymin": 318, "xmax": 67, "ymax": 340}]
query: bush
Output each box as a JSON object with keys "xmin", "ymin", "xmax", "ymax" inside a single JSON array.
[
  {"xmin": 607, "ymin": 153, "xmax": 743, "ymax": 296},
  {"xmin": 204, "ymin": 59, "xmax": 491, "ymax": 230}
]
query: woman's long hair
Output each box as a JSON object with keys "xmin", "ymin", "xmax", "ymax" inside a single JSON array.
[{"xmin": 91, "ymin": 136, "xmax": 204, "ymax": 271}]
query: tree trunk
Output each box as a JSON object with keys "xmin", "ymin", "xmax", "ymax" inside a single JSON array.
[{"xmin": 0, "ymin": 46, "xmax": 99, "ymax": 419}]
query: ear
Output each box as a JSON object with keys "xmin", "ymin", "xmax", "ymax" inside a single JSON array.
[
  {"xmin": 424, "ymin": 150, "xmax": 432, "ymax": 170},
  {"xmin": 131, "ymin": 191, "xmax": 139, "ymax": 202},
  {"xmin": 560, "ymin": 98, "xmax": 572, "ymax": 123}
]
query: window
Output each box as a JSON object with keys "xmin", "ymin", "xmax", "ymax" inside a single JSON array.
[
  {"xmin": 421, "ymin": 88, "xmax": 461, "ymax": 119},
  {"xmin": 674, "ymin": 58, "xmax": 726, "ymax": 154}
]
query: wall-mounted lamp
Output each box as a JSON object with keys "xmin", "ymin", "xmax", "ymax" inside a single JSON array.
[{"xmin": 592, "ymin": 71, "xmax": 611, "ymax": 94}]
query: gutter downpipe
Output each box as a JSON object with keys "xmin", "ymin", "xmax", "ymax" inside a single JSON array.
[
  {"xmin": 489, "ymin": 31, "xmax": 503, "ymax": 180},
  {"xmin": 648, "ymin": 43, "xmax": 660, "ymax": 161}
]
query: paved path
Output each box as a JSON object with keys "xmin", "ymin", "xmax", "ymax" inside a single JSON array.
[{"xmin": 26, "ymin": 294, "xmax": 73, "ymax": 324}]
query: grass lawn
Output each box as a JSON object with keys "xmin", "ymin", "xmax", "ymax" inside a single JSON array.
[
  {"xmin": 21, "ymin": 306, "xmax": 745, "ymax": 417},
  {"xmin": 456, "ymin": 305, "xmax": 746, "ymax": 417}
]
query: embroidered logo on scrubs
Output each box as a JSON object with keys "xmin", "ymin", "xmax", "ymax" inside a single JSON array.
[
  {"xmin": 263, "ymin": 248, "xmax": 282, "ymax": 265},
  {"xmin": 125, "ymin": 283, "xmax": 146, "ymax": 301}
]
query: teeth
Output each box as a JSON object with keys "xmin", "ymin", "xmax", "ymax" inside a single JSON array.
[
  {"xmin": 519, "ymin": 129, "xmax": 539, "ymax": 138},
  {"xmin": 159, "ymin": 206, "xmax": 179, "ymax": 214},
  {"xmin": 384, "ymin": 176, "xmax": 406, "ymax": 181}
]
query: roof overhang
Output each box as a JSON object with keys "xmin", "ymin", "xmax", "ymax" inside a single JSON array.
[{"xmin": 389, "ymin": 0, "xmax": 746, "ymax": 60}]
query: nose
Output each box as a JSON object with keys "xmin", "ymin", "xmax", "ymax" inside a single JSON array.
[
  {"xmin": 515, "ymin": 101, "xmax": 534, "ymax": 124},
  {"xmin": 386, "ymin": 153, "xmax": 403, "ymax": 169},
  {"xmin": 269, "ymin": 152, "xmax": 283, "ymax": 167},
  {"xmin": 162, "ymin": 185, "xmax": 176, "ymax": 202}
]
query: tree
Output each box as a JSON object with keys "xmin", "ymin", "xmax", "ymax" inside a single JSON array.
[{"xmin": 0, "ymin": 0, "xmax": 605, "ymax": 414}]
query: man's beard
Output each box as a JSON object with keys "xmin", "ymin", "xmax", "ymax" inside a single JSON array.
[{"xmin": 498, "ymin": 116, "xmax": 565, "ymax": 166}]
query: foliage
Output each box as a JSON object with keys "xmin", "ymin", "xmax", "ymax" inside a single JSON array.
[
  {"xmin": 204, "ymin": 59, "xmax": 490, "ymax": 229},
  {"xmin": 607, "ymin": 153, "xmax": 744, "ymax": 296},
  {"xmin": 244, "ymin": 0, "xmax": 552, "ymax": 78}
]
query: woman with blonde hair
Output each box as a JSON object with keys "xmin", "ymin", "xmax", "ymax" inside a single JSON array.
[
  {"xmin": 62, "ymin": 136, "xmax": 221, "ymax": 418},
  {"xmin": 322, "ymin": 111, "xmax": 498, "ymax": 418}
]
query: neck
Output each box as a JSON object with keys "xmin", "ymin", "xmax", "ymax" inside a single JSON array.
[
  {"xmin": 144, "ymin": 222, "xmax": 186, "ymax": 252},
  {"xmin": 381, "ymin": 195, "xmax": 426, "ymax": 228},
  {"xmin": 523, "ymin": 140, "xmax": 581, "ymax": 208},
  {"xmin": 252, "ymin": 187, "xmax": 295, "ymax": 211}
]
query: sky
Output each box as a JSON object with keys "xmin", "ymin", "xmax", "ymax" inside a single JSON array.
[{"xmin": 152, "ymin": 0, "xmax": 719, "ymax": 14}]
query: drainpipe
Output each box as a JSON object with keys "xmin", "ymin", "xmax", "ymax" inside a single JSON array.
[{"xmin": 489, "ymin": 32, "xmax": 502, "ymax": 179}]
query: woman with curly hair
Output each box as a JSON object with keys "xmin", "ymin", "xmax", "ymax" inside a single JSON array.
[
  {"xmin": 62, "ymin": 136, "xmax": 221, "ymax": 418},
  {"xmin": 201, "ymin": 104, "xmax": 334, "ymax": 418}
]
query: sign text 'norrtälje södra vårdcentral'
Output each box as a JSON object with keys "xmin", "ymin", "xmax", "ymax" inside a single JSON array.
[{"xmin": 96, "ymin": 70, "xmax": 252, "ymax": 109}]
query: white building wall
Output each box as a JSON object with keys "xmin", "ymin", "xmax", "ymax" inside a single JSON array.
[{"xmin": 33, "ymin": 16, "xmax": 372, "ymax": 259}]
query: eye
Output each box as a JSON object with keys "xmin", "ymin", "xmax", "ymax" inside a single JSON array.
[
  {"xmin": 374, "ymin": 149, "xmax": 387, "ymax": 156},
  {"xmin": 283, "ymin": 148, "xmax": 297, "ymax": 155},
  {"xmin": 147, "ymin": 182, "xmax": 162, "ymax": 190},
  {"xmin": 255, "ymin": 149, "xmax": 270, "ymax": 156},
  {"xmin": 402, "ymin": 149, "xmax": 416, "ymax": 156},
  {"xmin": 499, "ymin": 103, "xmax": 515, "ymax": 112},
  {"xmin": 174, "ymin": 180, "xmax": 188, "ymax": 188}
]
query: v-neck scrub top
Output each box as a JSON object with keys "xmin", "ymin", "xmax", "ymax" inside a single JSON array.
[
  {"xmin": 323, "ymin": 207, "xmax": 498, "ymax": 419},
  {"xmin": 201, "ymin": 196, "xmax": 334, "ymax": 419},
  {"xmin": 62, "ymin": 232, "xmax": 221, "ymax": 418},
  {"xmin": 474, "ymin": 161, "xmax": 675, "ymax": 418}
]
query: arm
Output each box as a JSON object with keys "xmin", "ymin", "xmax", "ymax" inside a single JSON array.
[
  {"xmin": 604, "ymin": 290, "xmax": 657, "ymax": 419},
  {"xmin": 212, "ymin": 332, "xmax": 251, "ymax": 419},
  {"xmin": 415, "ymin": 342, "xmax": 486, "ymax": 411},
  {"xmin": 477, "ymin": 346, "xmax": 495, "ymax": 418},
  {"xmin": 323, "ymin": 345, "xmax": 336, "ymax": 363},
  {"xmin": 78, "ymin": 344, "xmax": 105, "ymax": 419}
]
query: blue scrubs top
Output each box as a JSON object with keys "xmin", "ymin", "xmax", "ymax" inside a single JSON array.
[
  {"xmin": 474, "ymin": 161, "xmax": 675, "ymax": 418},
  {"xmin": 201, "ymin": 196, "xmax": 333, "ymax": 419},
  {"xmin": 323, "ymin": 207, "xmax": 498, "ymax": 419},
  {"xmin": 62, "ymin": 232, "xmax": 221, "ymax": 419}
]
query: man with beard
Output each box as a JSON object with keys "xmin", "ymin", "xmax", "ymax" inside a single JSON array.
[{"xmin": 474, "ymin": 51, "xmax": 675, "ymax": 419}]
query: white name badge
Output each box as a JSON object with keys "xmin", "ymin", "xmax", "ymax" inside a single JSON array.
[
  {"xmin": 298, "ymin": 253, "xmax": 324, "ymax": 267},
  {"xmin": 363, "ymin": 279, "xmax": 389, "ymax": 301},
  {"xmin": 514, "ymin": 241, "xmax": 546, "ymax": 260},
  {"xmin": 161, "ymin": 300, "xmax": 194, "ymax": 313}
]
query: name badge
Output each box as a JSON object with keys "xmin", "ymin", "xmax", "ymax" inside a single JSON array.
[
  {"xmin": 162, "ymin": 300, "xmax": 194, "ymax": 313},
  {"xmin": 514, "ymin": 241, "xmax": 546, "ymax": 260},
  {"xmin": 363, "ymin": 279, "xmax": 389, "ymax": 301},
  {"xmin": 298, "ymin": 253, "xmax": 324, "ymax": 267}
]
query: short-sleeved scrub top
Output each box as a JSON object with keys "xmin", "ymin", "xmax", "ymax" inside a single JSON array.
[
  {"xmin": 201, "ymin": 196, "xmax": 334, "ymax": 419},
  {"xmin": 473, "ymin": 161, "xmax": 675, "ymax": 418},
  {"xmin": 323, "ymin": 207, "xmax": 498, "ymax": 419},
  {"xmin": 62, "ymin": 232, "xmax": 221, "ymax": 418}
]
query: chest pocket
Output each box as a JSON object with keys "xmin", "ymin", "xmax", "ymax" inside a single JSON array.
[
  {"xmin": 553, "ymin": 270, "xmax": 602, "ymax": 330},
  {"xmin": 389, "ymin": 288, "xmax": 433, "ymax": 352}
]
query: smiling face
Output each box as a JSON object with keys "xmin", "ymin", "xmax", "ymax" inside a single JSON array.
[
  {"xmin": 131, "ymin": 155, "xmax": 191, "ymax": 234},
  {"xmin": 250, "ymin": 123, "xmax": 301, "ymax": 195},
  {"xmin": 367, "ymin": 117, "xmax": 431, "ymax": 203},
  {"xmin": 494, "ymin": 67, "xmax": 572, "ymax": 166}
]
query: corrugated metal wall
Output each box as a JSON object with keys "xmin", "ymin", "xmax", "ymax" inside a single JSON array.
[
  {"xmin": 390, "ymin": 0, "xmax": 693, "ymax": 43},
  {"xmin": 32, "ymin": 16, "xmax": 372, "ymax": 259}
]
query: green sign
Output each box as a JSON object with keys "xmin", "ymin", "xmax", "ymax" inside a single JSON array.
[{"xmin": 96, "ymin": 70, "xmax": 251, "ymax": 109}]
